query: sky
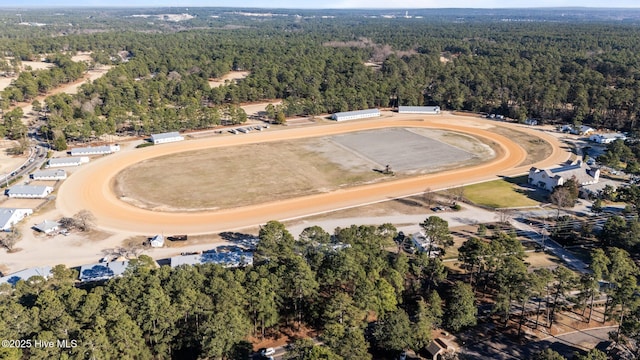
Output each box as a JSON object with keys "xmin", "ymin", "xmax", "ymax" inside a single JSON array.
[{"xmin": 6, "ymin": 0, "xmax": 640, "ymax": 9}]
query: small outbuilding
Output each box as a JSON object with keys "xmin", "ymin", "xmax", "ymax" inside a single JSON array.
[
  {"xmin": 33, "ymin": 220, "xmax": 61, "ymax": 234},
  {"xmin": 149, "ymin": 234, "xmax": 165, "ymax": 248},
  {"xmin": 150, "ymin": 132, "xmax": 184, "ymax": 144}
]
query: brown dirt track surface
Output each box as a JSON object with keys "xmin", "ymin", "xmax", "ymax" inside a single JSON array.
[{"xmin": 56, "ymin": 113, "xmax": 569, "ymax": 235}]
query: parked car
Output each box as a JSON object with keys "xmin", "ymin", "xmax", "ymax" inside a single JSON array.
[{"xmin": 261, "ymin": 348, "xmax": 275, "ymax": 356}]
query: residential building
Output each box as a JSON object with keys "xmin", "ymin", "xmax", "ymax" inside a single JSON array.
[
  {"xmin": 150, "ymin": 132, "xmax": 184, "ymax": 144},
  {"xmin": 589, "ymin": 133, "xmax": 627, "ymax": 144},
  {"xmin": 70, "ymin": 144, "xmax": 120, "ymax": 156},
  {"xmin": 331, "ymin": 109, "xmax": 381, "ymax": 121},
  {"xmin": 31, "ymin": 169, "xmax": 67, "ymax": 180},
  {"xmin": 33, "ymin": 220, "xmax": 61, "ymax": 234},
  {"xmin": 398, "ymin": 106, "xmax": 441, "ymax": 114},
  {"xmin": 170, "ymin": 251, "xmax": 254, "ymax": 268},
  {"xmin": 0, "ymin": 266, "xmax": 52, "ymax": 286},
  {"xmin": 0, "ymin": 208, "xmax": 33, "ymax": 231},
  {"xmin": 79, "ymin": 261, "xmax": 130, "ymax": 282},
  {"xmin": 46, "ymin": 157, "xmax": 89, "ymax": 168},
  {"xmin": 6, "ymin": 185, "xmax": 53, "ymax": 198},
  {"xmin": 528, "ymin": 160, "xmax": 600, "ymax": 191}
]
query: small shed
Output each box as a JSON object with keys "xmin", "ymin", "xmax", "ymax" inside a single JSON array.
[{"xmin": 150, "ymin": 234, "xmax": 165, "ymax": 248}]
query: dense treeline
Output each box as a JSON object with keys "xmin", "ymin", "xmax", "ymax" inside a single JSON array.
[
  {"xmin": 3, "ymin": 17, "xmax": 640, "ymax": 143},
  {"xmin": 0, "ymin": 221, "xmax": 445, "ymax": 359},
  {"xmin": 4, "ymin": 218, "xmax": 640, "ymax": 359}
]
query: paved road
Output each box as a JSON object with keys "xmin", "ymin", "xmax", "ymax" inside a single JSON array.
[{"xmin": 461, "ymin": 326, "xmax": 617, "ymax": 359}]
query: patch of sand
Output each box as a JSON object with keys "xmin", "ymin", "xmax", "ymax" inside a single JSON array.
[
  {"xmin": 208, "ymin": 71, "xmax": 250, "ymax": 88},
  {"xmin": 0, "ymin": 140, "xmax": 27, "ymax": 176}
]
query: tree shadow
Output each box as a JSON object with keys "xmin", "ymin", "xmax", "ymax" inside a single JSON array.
[{"xmin": 219, "ymin": 231, "xmax": 259, "ymax": 250}]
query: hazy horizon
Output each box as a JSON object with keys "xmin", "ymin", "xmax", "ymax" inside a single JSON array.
[{"xmin": 3, "ymin": 1, "xmax": 640, "ymax": 9}]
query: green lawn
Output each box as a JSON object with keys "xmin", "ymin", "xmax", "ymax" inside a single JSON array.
[{"xmin": 463, "ymin": 176, "xmax": 540, "ymax": 208}]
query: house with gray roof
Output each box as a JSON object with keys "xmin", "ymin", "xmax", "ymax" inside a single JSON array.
[
  {"xmin": 0, "ymin": 266, "xmax": 52, "ymax": 286},
  {"xmin": 170, "ymin": 251, "xmax": 254, "ymax": 268},
  {"xmin": 78, "ymin": 261, "xmax": 130, "ymax": 282},
  {"xmin": 33, "ymin": 220, "xmax": 61, "ymax": 234},
  {"xmin": 0, "ymin": 208, "xmax": 33, "ymax": 231},
  {"xmin": 6, "ymin": 185, "xmax": 53, "ymax": 198},
  {"xmin": 528, "ymin": 160, "xmax": 600, "ymax": 191}
]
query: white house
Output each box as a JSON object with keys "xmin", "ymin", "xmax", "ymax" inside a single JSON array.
[
  {"xmin": 528, "ymin": 160, "xmax": 600, "ymax": 191},
  {"xmin": 589, "ymin": 133, "xmax": 627, "ymax": 144},
  {"xmin": 6, "ymin": 185, "xmax": 53, "ymax": 198},
  {"xmin": 410, "ymin": 232, "xmax": 440, "ymax": 257},
  {"xmin": 524, "ymin": 118, "xmax": 538, "ymax": 126},
  {"xmin": 31, "ymin": 169, "xmax": 67, "ymax": 181},
  {"xmin": 46, "ymin": 157, "xmax": 89, "ymax": 168},
  {"xmin": 560, "ymin": 125, "xmax": 595, "ymax": 135},
  {"xmin": 33, "ymin": 220, "xmax": 61, "ymax": 234},
  {"xmin": 0, "ymin": 208, "xmax": 33, "ymax": 231},
  {"xmin": 331, "ymin": 109, "xmax": 380, "ymax": 121},
  {"xmin": 70, "ymin": 144, "xmax": 120, "ymax": 156},
  {"xmin": 398, "ymin": 106, "xmax": 441, "ymax": 114},
  {"xmin": 150, "ymin": 132, "xmax": 184, "ymax": 144},
  {"xmin": 149, "ymin": 234, "xmax": 164, "ymax": 248}
]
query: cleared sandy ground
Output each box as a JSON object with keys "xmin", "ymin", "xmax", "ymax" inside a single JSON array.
[
  {"xmin": 0, "ymin": 140, "xmax": 27, "ymax": 176},
  {"xmin": 56, "ymin": 112, "xmax": 570, "ymax": 236},
  {"xmin": 208, "ymin": 71, "xmax": 250, "ymax": 88}
]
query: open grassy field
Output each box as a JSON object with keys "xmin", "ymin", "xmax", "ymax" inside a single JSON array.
[{"xmin": 463, "ymin": 175, "xmax": 541, "ymax": 208}]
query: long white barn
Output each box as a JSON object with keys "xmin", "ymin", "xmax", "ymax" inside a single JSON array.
[
  {"xmin": 398, "ymin": 106, "xmax": 441, "ymax": 114},
  {"xmin": 0, "ymin": 208, "xmax": 33, "ymax": 231},
  {"xmin": 528, "ymin": 160, "xmax": 600, "ymax": 191},
  {"xmin": 331, "ymin": 109, "xmax": 381, "ymax": 121},
  {"xmin": 70, "ymin": 144, "xmax": 120, "ymax": 156},
  {"xmin": 150, "ymin": 132, "xmax": 184, "ymax": 144},
  {"xmin": 31, "ymin": 169, "xmax": 67, "ymax": 180},
  {"xmin": 6, "ymin": 185, "xmax": 53, "ymax": 198},
  {"xmin": 47, "ymin": 157, "xmax": 89, "ymax": 168}
]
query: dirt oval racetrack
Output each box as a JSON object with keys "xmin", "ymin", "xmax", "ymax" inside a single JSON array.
[{"xmin": 56, "ymin": 115, "xmax": 569, "ymax": 235}]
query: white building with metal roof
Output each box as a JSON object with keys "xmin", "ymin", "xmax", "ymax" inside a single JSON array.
[
  {"xmin": 6, "ymin": 185, "xmax": 53, "ymax": 198},
  {"xmin": 46, "ymin": 156, "xmax": 89, "ymax": 168},
  {"xmin": 0, "ymin": 208, "xmax": 33, "ymax": 231},
  {"xmin": 0, "ymin": 266, "xmax": 52, "ymax": 286},
  {"xmin": 31, "ymin": 169, "xmax": 67, "ymax": 181},
  {"xmin": 33, "ymin": 220, "xmax": 61, "ymax": 234},
  {"xmin": 589, "ymin": 133, "xmax": 627, "ymax": 144},
  {"xmin": 331, "ymin": 109, "xmax": 381, "ymax": 121},
  {"xmin": 398, "ymin": 106, "xmax": 441, "ymax": 114},
  {"xmin": 150, "ymin": 132, "xmax": 184, "ymax": 144},
  {"xmin": 528, "ymin": 160, "xmax": 600, "ymax": 191},
  {"xmin": 70, "ymin": 144, "xmax": 120, "ymax": 156}
]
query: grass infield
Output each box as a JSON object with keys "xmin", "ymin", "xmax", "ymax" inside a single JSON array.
[{"xmin": 463, "ymin": 176, "xmax": 540, "ymax": 209}]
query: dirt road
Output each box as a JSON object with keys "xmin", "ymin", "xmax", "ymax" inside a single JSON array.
[{"xmin": 56, "ymin": 113, "xmax": 570, "ymax": 235}]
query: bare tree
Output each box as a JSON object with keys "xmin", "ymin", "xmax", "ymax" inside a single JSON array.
[
  {"xmin": 550, "ymin": 187, "xmax": 572, "ymax": 219},
  {"xmin": 423, "ymin": 187, "xmax": 436, "ymax": 208},
  {"xmin": 495, "ymin": 209, "xmax": 513, "ymax": 227},
  {"xmin": 0, "ymin": 227, "xmax": 21, "ymax": 251},
  {"xmin": 73, "ymin": 210, "xmax": 95, "ymax": 232}
]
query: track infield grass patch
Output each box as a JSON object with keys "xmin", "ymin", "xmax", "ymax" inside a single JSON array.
[{"xmin": 463, "ymin": 176, "xmax": 540, "ymax": 208}]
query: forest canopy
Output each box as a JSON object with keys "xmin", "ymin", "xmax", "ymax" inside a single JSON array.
[{"xmin": 2, "ymin": 9, "xmax": 640, "ymax": 141}]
